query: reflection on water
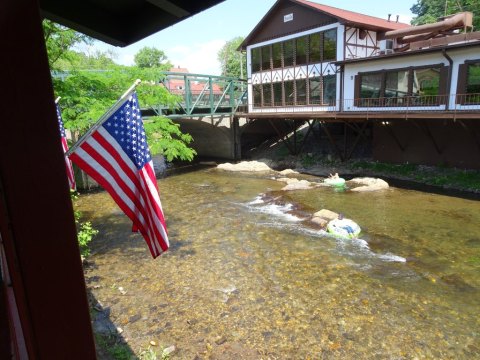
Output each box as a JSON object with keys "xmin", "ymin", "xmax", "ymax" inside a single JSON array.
[{"xmin": 79, "ymin": 168, "xmax": 480, "ymax": 359}]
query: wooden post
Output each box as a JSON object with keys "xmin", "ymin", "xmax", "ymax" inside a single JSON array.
[{"xmin": 0, "ymin": 0, "xmax": 97, "ymax": 358}]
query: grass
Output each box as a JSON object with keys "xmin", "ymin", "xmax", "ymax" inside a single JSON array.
[{"xmin": 349, "ymin": 160, "xmax": 480, "ymax": 192}]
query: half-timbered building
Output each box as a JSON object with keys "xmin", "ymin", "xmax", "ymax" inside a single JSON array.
[{"xmin": 239, "ymin": 0, "xmax": 480, "ymax": 169}]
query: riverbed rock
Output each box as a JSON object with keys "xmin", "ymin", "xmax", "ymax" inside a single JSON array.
[
  {"xmin": 217, "ymin": 161, "xmax": 272, "ymax": 172},
  {"xmin": 311, "ymin": 209, "xmax": 339, "ymax": 227},
  {"xmin": 281, "ymin": 179, "xmax": 313, "ymax": 191},
  {"xmin": 349, "ymin": 177, "xmax": 389, "ymax": 192},
  {"xmin": 279, "ymin": 169, "xmax": 299, "ymax": 176}
]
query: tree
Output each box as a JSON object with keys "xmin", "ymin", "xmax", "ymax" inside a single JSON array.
[
  {"xmin": 217, "ymin": 37, "xmax": 246, "ymax": 78},
  {"xmin": 134, "ymin": 46, "xmax": 170, "ymax": 69},
  {"xmin": 410, "ymin": 0, "xmax": 480, "ymax": 29},
  {"xmin": 42, "ymin": 19, "xmax": 93, "ymax": 70}
]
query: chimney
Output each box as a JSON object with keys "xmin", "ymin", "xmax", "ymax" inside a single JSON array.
[{"xmin": 388, "ymin": 14, "xmax": 391, "ymax": 21}]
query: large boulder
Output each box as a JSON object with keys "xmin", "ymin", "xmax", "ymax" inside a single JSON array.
[
  {"xmin": 311, "ymin": 209, "xmax": 339, "ymax": 227},
  {"xmin": 217, "ymin": 161, "xmax": 272, "ymax": 172},
  {"xmin": 349, "ymin": 177, "xmax": 389, "ymax": 192},
  {"xmin": 281, "ymin": 179, "xmax": 313, "ymax": 191}
]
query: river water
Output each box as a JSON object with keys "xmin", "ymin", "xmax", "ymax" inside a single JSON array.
[{"xmin": 79, "ymin": 167, "xmax": 480, "ymax": 359}]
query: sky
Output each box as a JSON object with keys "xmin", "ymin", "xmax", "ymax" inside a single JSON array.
[{"xmin": 88, "ymin": 0, "xmax": 416, "ymax": 75}]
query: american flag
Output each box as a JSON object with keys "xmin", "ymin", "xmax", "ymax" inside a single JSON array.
[
  {"xmin": 69, "ymin": 92, "xmax": 169, "ymax": 258},
  {"xmin": 56, "ymin": 104, "xmax": 76, "ymax": 190}
]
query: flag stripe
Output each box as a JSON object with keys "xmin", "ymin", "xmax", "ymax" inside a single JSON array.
[
  {"xmin": 70, "ymin": 150, "xmax": 160, "ymax": 257},
  {"xmin": 91, "ymin": 130, "xmax": 168, "ymax": 252},
  {"xmin": 68, "ymin": 92, "xmax": 168, "ymax": 258}
]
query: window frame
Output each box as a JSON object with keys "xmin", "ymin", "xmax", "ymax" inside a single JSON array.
[{"xmin": 356, "ymin": 64, "xmax": 445, "ymax": 107}]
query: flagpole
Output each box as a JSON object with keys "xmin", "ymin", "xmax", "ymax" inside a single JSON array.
[{"xmin": 66, "ymin": 79, "xmax": 142, "ymax": 157}]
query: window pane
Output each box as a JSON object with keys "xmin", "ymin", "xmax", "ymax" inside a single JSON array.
[
  {"xmin": 323, "ymin": 29, "xmax": 337, "ymax": 61},
  {"xmin": 272, "ymin": 43, "xmax": 282, "ymax": 69},
  {"xmin": 261, "ymin": 46, "xmax": 271, "ymax": 71},
  {"xmin": 309, "ymin": 77, "xmax": 321, "ymax": 104},
  {"xmin": 263, "ymin": 83, "xmax": 272, "ymax": 106},
  {"xmin": 273, "ymin": 82, "xmax": 283, "ymax": 106},
  {"xmin": 251, "ymin": 47, "xmax": 261, "ymax": 73},
  {"xmin": 296, "ymin": 79, "xmax": 307, "ymax": 105},
  {"xmin": 323, "ymin": 75, "xmax": 336, "ymax": 105},
  {"xmin": 284, "ymin": 40, "xmax": 294, "ymax": 67},
  {"xmin": 296, "ymin": 36, "xmax": 308, "ymax": 66},
  {"xmin": 360, "ymin": 73, "xmax": 382, "ymax": 106},
  {"xmin": 309, "ymin": 33, "xmax": 321, "ymax": 63},
  {"xmin": 385, "ymin": 70, "xmax": 409, "ymax": 106},
  {"xmin": 412, "ymin": 67, "xmax": 440, "ymax": 105},
  {"xmin": 284, "ymin": 80, "xmax": 294, "ymax": 105},
  {"xmin": 466, "ymin": 62, "xmax": 480, "ymax": 104},
  {"xmin": 253, "ymin": 84, "xmax": 261, "ymax": 107}
]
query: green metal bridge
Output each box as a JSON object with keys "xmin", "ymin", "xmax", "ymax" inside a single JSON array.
[{"xmin": 148, "ymin": 71, "xmax": 247, "ymax": 118}]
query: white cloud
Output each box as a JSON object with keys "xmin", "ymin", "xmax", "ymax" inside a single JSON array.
[{"xmin": 166, "ymin": 39, "xmax": 226, "ymax": 75}]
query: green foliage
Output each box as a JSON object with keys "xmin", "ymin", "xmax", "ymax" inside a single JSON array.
[
  {"xmin": 71, "ymin": 190, "xmax": 98, "ymax": 257},
  {"xmin": 217, "ymin": 37, "xmax": 247, "ymax": 78},
  {"xmin": 410, "ymin": 0, "xmax": 480, "ymax": 29},
  {"xmin": 46, "ymin": 20, "xmax": 198, "ymax": 164},
  {"xmin": 350, "ymin": 160, "xmax": 480, "ymax": 191},
  {"xmin": 134, "ymin": 47, "xmax": 170, "ymax": 69},
  {"xmin": 43, "ymin": 20, "xmax": 93, "ymax": 70},
  {"xmin": 144, "ymin": 117, "xmax": 196, "ymax": 161}
]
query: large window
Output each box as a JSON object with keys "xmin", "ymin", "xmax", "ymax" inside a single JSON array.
[
  {"xmin": 272, "ymin": 43, "xmax": 282, "ymax": 69},
  {"xmin": 253, "ymin": 84, "xmax": 261, "ymax": 107},
  {"xmin": 323, "ymin": 75, "xmax": 336, "ymax": 105},
  {"xmin": 296, "ymin": 79, "xmax": 307, "ymax": 105},
  {"xmin": 466, "ymin": 62, "xmax": 480, "ymax": 95},
  {"xmin": 273, "ymin": 82, "xmax": 283, "ymax": 106},
  {"xmin": 296, "ymin": 36, "xmax": 308, "ymax": 66},
  {"xmin": 261, "ymin": 46, "xmax": 271, "ymax": 71},
  {"xmin": 283, "ymin": 40, "xmax": 295, "ymax": 67},
  {"xmin": 357, "ymin": 65, "xmax": 445, "ymax": 107},
  {"xmin": 251, "ymin": 47, "xmax": 261, "ymax": 73},
  {"xmin": 250, "ymin": 28, "xmax": 338, "ymax": 73},
  {"xmin": 323, "ymin": 29, "xmax": 337, "ymax": 61},
  {"xmin": 309, "ymin": 33, "xmax": 321, "ymax": 63}
]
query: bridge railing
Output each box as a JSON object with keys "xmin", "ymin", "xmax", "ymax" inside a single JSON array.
[{"xmin": 160, "ymin": 71, "xmax": 247, "ymax": 117}]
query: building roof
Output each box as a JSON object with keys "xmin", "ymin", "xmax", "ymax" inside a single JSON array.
[
  {"xmin": 334, "ymin": 37, "xmax": 480, "ymax": 66},
  {"xmin": 39, "ymin": 0, "xmax": 225, "ymax": 47},
  {"xmin": 294, "ymin": 0, "xmax": 409, "ymax": 31},
  {"xmin": 240, "ymin": 0, "xmax": 409, "ymax": 49}
]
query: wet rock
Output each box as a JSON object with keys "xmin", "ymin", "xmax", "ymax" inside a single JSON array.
[
  {"xmin": 217, "ymin": 161, "xmax": 272, "ymax": 172},
  {"xmin": 278, "ymin": 169, "xmax": 299, "ymax": 175},
  {"xmin": 311, "ymin": 217, "xmax": 328, "ymax": 227},
  {"xmin": 215, "ymin": 336, "xmax": 227, "ymax": 345},
  {"xmin": 440, "ymin": 274, "xmax": 476, "ymax": 292},
  {"xmin": 281, "ymin": 179, "xmax": 313, "ymax": 191},
  {"xmin": 129, "ymin": 314, "xmax": 141, "ymax": 323},
  {"xmin": 162, "ymin": 345, "xmax": 176, "ymax": 356},
  {"xmin": 349, "ymin": 177, "xmax": 389, "ymax": 192},
  {"xmin": 313, "ymin": 209, "xmax": 339, "ymax": 221}
]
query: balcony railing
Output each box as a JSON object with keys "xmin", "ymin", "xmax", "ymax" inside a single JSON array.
[{"xmin": 239, "ymin": 93, "xmax": 480, "ymax": 114}]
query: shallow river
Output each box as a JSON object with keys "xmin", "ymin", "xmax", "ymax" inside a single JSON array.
[{"xmin": 79, "ymin": 167, "xmax": 480, "ymax": 359}]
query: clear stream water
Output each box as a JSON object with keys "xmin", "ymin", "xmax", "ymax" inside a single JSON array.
[{"xmin": 79, "ymin": 167, "xmax": 480, "ymax": 359}]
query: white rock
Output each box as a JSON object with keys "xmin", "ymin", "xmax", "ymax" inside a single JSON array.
[
  {"xmin": 281, "ymin": 180, "xmax": 312, "ymax": 191},
  {"xmin": 349, "ymin": 177, "xmax": 389, "ymax": 192},
  {"xmin": 217, "ymin": 161, "xmax": 272, "ymax": 172},
  {"xmin": 313, "ymin": 209, "xmax": 339, "ymax": 221},
  {"xmin": 279, "ymin": 169, "xmax": 299, "ymax": 175}
]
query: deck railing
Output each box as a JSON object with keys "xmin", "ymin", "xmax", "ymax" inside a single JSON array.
[{"xmin": 240, "ymin": 93, "xmax": 480, "ymax": 114}]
